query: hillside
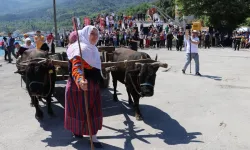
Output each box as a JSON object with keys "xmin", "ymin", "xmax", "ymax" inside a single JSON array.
[
  {"xmin": 0, "ymin": 0, "xmax": 155, "ymax": 33},
  {"xmin": 0, "ymin": 0, "xmax": 67, "ymax": 14}
]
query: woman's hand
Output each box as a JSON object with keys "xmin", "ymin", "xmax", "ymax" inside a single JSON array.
[{"xmin": 79, "ymin": 79, "xmax": 88, "ymax": 91}]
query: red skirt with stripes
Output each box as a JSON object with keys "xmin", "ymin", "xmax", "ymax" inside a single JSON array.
[{"xmin": 64, "ymin": 78, "xmax": 103, "ymax": 135}]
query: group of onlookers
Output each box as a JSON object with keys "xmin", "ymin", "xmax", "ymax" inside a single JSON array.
[
  {"xmin": 232, "ymin": 31, "xmax": 250, "ymax": 51},
  {"xmin": 0, "ymin": 31, "xmax": 55, "ymax": 63}
]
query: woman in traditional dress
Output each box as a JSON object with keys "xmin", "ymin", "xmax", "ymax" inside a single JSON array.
[{"xmin": 65, "ymin": 25, "xmax": 103, "ymax": 148}]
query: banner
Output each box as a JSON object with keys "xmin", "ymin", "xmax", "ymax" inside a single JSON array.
[{"xmin": 84, "ymin": 17, "xmax": 91, "ymax": 26}]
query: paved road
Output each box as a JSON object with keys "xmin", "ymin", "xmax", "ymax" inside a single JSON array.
[{"xmin": 1, "ymin": 47, "xmax": 250, "ymax": 150}]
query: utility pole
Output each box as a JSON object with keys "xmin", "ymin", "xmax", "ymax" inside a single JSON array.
[{"xmin": 53, "ymin": 0, "xmax": 59, "ymax": 47}]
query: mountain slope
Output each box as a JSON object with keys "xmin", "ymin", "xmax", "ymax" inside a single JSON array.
[
  {"xmin": 0, "ymin": 0, "xmax": 155, "ymax": 32},
  {"xmin": 0, "ymin": 0, "xmax": 67, "ymax": 14}
]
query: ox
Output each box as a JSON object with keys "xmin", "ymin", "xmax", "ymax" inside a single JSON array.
[
  {"xmin": 111, "ymin": 48, "xmax": 168, "ymax": 120},
  {"xmin": 16, "ymin": 49, "xmax": 56, "ymax": 120}
]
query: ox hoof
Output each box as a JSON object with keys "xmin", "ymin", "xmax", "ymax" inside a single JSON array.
[
  {"xmin": 135, "ymin": 114, "xmax": 143, "ymax": 121},
  {"xmin": 35, "ymin": 112, "xmax": 44, "ymax": 120}
]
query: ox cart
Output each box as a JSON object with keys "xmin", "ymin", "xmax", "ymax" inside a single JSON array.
[
  {"xmin": 15, "ymin": 47, "xmax": 169, "ymax": 121},
  {"xmin": 16, "ymin": 46, "xmax": 166, "ymax": 89}
]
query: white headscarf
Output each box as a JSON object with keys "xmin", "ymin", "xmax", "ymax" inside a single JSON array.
[{"xmin": 67, "ymin": 25, "xmax": 101, "ymax": 69}]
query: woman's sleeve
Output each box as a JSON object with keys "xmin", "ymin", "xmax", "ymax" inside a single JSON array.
[
  {"xmin": 71, "ymin": 56, "xmax": 93, "ymax": 88},
  {"xmin": 71, "ymin": 56, "xmax": 84, "ymax": 88}
]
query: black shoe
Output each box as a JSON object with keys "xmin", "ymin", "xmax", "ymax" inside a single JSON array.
[
  {"xmin": 196, "ymin": 72, "xmax": 202, "ymax": 76},
  {"xmin": 93, "ymin": 142, "xmax": 103, "ymax": 148},
  {"xmin": 182, "ymin": 69, "xmax": 185, "ymax": 74},
  {"xmin": 72, "ymin": 133, "xmax": 83, "ymax": 139}
]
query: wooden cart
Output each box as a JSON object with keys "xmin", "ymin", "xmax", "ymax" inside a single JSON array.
[{"xmin": 48, "ymin": 46, "xmax": 116, "ymax": 88}]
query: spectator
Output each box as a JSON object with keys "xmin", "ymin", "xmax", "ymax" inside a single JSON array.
[
  {"xmin": 34, "ymin": 31, "xmax": 45, "ymax": 49},
  {"xmin": 139, "ymin": 30, "xmax": 144, "ymax": 49},
  {"xmin": 167, "ymin": 32, "xmax": 173, "ymax": 50},
  {"xmin": 14, "ymin": 42, "xmax": 28, "ymax": 58},
  {"xmin": 2, "ymin": 37, "xmax": 8, "ymax": 61},
  {"xmin": 7, "ymin": 33, "xmax": 16, "ymax": 63},
  {"xmin": 204, "ymin": 32, "xmax": 210, "ymax": 49},
  {"xmin": 176, "ymin": 32, "xmax": 184, "ymax": 51}
]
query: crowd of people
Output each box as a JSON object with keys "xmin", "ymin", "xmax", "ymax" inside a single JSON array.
[
  {"xmin": 232, "ymin": 31, "xmax": 250, "ymax": 51},
  {"xmin": 1, "ymin": 13, "xmax": 250, "ymax": 64},
  {"xmin": 0, "ymin": 31, "xmax": 55, "ymax": 63}
]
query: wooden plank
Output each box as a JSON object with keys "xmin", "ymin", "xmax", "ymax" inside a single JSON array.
[
  {"xmin": 51, "ymin": 59, "xmax": 168, "ymax": 69},
  {"xmin": 98, "ymin": 46, "xmax": 115, "ymax": 53}
]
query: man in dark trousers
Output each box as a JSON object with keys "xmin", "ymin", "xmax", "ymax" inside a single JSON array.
[
  {"xmin": 7, "ymin": 33, "xmax": 16, "ymax": 63},
  {"xmin": 130, "ymin": 29, "xmax": 139, "ymax": 51},
  {"xmin": 2, "ymin": 37, "xmax": 8, "ymax": 61},
  {"xmin": 142, "ymin": 14, "xmax": 146, "ymax": 21},
  {"xmin": 233, "ymin": 32, "xmax": 241, "ymax": 51},
  {"xmin": 204, "ymin": 31, "xmax": 210, "ymax": 49},
  {"xmin": 176, "ymin": 32, "xmax": 184, "ymax": 51},
  {"xmin": 167, "ymin": 32, "xmax": 173, "ymax": 50}
]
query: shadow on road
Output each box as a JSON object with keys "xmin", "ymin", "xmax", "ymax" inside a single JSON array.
[
  {"xmin": 99, "ymin": 101, "xmax": 203, "ymax": 149},
  {"xmin": 38, "ymin": 82, "xmax": 202, "ymax": 149},
  {"xmin": 39, "ymin": 85, "xmax": 123, "ymax": 150},
  {"xmin": 201, "ymin": 75, "xmax": 222, "ymax": 81},
  {"xmin": 187, "ymin": 74, "xmax": 222, "ymax": 81},
  {"xmin": 140, "ymin": 104, "xmax": 203, "ymax": 145}
]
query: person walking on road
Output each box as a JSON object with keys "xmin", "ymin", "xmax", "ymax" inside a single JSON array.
[
  {"xmin": 182, "ymin": 30, "xmax": 202, "ymax": 76},
  {"xmin": 7, "ymin": 33, "xmax": 16, "ymax": 63},
  {"xmin": 2, "ymin": 37, "xmax": 8, "ymax": 61}
]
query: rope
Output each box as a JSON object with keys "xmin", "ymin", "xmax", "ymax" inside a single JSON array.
[
  {"xmin": 128, "ymin": 74, "xmax": 142, "ymax": 96},
  {"xmin": 28, "ymin": 69, "xmax": 53, "ymax": 98}
]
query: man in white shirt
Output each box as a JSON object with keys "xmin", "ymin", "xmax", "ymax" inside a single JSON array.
[{"xmin": 182, "ymin": 30, "xmax": 201, "ymax": 76}]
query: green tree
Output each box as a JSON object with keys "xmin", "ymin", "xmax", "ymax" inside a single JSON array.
[
  {"xmin": 241, "ymin": 17, "xmax": 250, "ymax": 26},
  {"xmin": 176, "ymin": 0, "xmax": 250, "ymax": 30},
  {"xmin": 154, "ymin": 0, "xmax": 175, "ymax": 18}
]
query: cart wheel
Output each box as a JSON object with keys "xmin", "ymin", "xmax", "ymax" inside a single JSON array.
[{"xmin": 100, "ymin": 72, "xmax": 110, "ymax": 89}]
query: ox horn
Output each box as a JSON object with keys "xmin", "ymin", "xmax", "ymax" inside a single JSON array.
[
  {"xmin": 155, "ymin": 54, "xmax": 158, "ymax": 61},
  {"xmin": 38, "ymin": 59, "xmax": 47, "ymax": 64},
  {"xmin": 151, "ymin": 62, "xmax": 168, "ymax": 68}
]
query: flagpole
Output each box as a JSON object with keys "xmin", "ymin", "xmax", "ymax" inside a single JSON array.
[{"xmin": 53, "ymin": 0, "xmax": 59, "ymax": 47}]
